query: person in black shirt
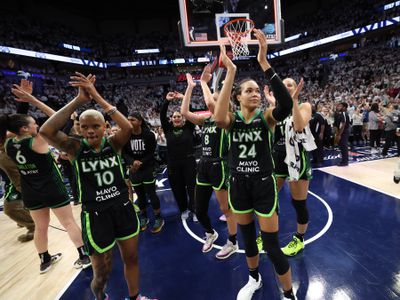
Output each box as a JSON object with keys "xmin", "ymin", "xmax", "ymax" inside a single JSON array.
[
  {"xmin": 40, "ymin": 73, "xmax": 156, "ymax": 300},
  {"xmin": 124, "ymin": 112, "xmax": 164, "ymax": 233},
  {"xmin": 335, "ymin": 102, "xmax": 350, "ymax": 166},
  {"xmin": 310, "ymin": 105, "xmax": 325, "ymax": 167},
  {"xmin": 214, "ymin": 29, "xmax": 296, "ymax": 300},
  {"xmin": 160, "ymin": 91, "xmax": 196, "ymax": 219}
]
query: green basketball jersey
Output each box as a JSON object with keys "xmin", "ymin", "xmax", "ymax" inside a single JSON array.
[
  {"xmin": 73, "ymin": 138, "xmax": 129, "ymax": 212},
  {"xmin": 201, "ymin": 117, "xmax": 228, "ymax": 159},
  {"xmin": 5, "ymin": 137, "xmax": 66, "ymax": 197},
  {"xmin": 228, "ymin": 110, "xmax": 274, "ymax": 175}
]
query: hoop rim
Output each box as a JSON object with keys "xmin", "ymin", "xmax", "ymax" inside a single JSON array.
[{"xmin": 223, "ymin": 18, "xmax": 255, "ymax": 35}]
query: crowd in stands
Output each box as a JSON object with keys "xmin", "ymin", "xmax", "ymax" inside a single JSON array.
[
  {"xmin": 1, "ymin": 0, "xmax": 398, "ymax": 62},
  {"xmin": 1, "ymin": 1, "xmax": 399, "ymax": 164},
  {"xmin": 281, "ymin": 0, "xmax": 399, "ymax": 49}
]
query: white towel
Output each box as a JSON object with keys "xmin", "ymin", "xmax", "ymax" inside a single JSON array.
[{"xmin": 284, "ymin": 116, "xmax": 317, "ymax": 181}]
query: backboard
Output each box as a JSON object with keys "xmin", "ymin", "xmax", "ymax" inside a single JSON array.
[{"xmin": 178, "ymin": 0, "xmax": 282, "ymax": 47}]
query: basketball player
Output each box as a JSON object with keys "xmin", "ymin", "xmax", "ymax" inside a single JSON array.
[
  {"xmin": 124, "ymin": 112, "xmax": 164, "ymax": 233},
  {"xmin": 266, "ymin": 78, "xmax": 316, "ymax": 256},
  {"xmin": 180, "ymin": 65, "xmax": 237, "ymax": 259},
  {"xmin": 39, "ymin": 73, "xmax": 156, "ymax": 300},
  {"xmin": 0, "ymin": 81, "xmax": 90, "ymax": 274},
  {"xmin": 214, "ymin": 29, "xmax": 296, "ymax": 300}
]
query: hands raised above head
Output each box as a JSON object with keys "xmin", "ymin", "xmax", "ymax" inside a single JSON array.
[
  {"xmin": 219, "ymin": 44, "xmax": 236, "ymax": 71},
  {"xmin": 11, "ymin": 79, "xmax": 35, "ymax": 103},
  {"xmin": 69, "ymin": 72, "xmax": 97, "ymax": 102},
  {"xmin": 253, "ymin": 28, "xmax": 271, "ymax": 71},
  {"xmin": 292, "ymin": 78, "xmax": 305, "ymax": 101},
  {"xmin": 186, "ymin": 73, "xmax": 196, "ymax": 88},
  {"xmin": 200, "ymin": 64, "xmax": 213, "ymax": 83},
  {"xmin": 166, "ymin": 91, "xmax": 184, "ymax": 101}
]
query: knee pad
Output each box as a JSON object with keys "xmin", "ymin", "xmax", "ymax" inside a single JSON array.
[
  {"xmin": 261, "ymin": 231, "xmax": 289, "ymax": 275},
  {"xmin": 292, "ymin": 199, "xmax": 309, "ymax": 225},
  {"xmin": 238, "ymin": 221, "xmax": 258, "ymax": 257}
]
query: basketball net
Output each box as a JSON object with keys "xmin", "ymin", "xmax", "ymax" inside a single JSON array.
[{"xmin": 224, "ymin": 18, "xmax": 254, "ymax": 59}]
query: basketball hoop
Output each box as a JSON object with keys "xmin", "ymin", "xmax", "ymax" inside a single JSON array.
[{"xmin": 224, "ymin": 18, "xmax": 254, "ymax": 59}]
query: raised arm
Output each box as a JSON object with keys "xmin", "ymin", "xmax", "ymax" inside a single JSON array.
[
  {"xmin": 16, "ymin": 79, "xmax": 31, "ymax": 114},
  {"xmin": 214, "ymin": 44, "xmax": 236, "ymax": 129},
  {"xmin": 180, "ymin": 73, "xmax": 206, "ymax": 126},
  {"xmin": 11, "ymin": 81, "xmax": 55, "ymax": 117},
  {"xmin": 200, "ymin": 64, "xmax": 216, "ymax": 110},
  {"xmin": 11, "ymin": 80, "xmax": 58, "ymax": 153},
  {"xmin": 252, "ymin": 29, "xmax": 293, "ymax": 125},
  {"xmin": 291, "ymin": 79, "xmax": 312, "ymax": 132},
  {"xmin": 69, "ymin": 73, "xmax": 132, "ymax": 151},
  {"xmin": 40, "ymin": 74, "xmax": 94, "ymax": 157},
  {"xmin": 160, "ymin": 93, "xmax": 172, "ymax": 132}
]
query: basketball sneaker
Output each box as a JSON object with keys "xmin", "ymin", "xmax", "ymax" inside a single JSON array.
[
  {"xmin": 139, "ymin": 216, "xmax": 149, "ymax": 231},
  {"xmin": 237, "ymin": 274, "xmax": 262, "ymax": 300},
  {"xmin": 151, "ymin": 218, "xmax": 165, "ymax": 234},
  {"xmin": 73, "ymin": 255, "xmax": 92, "ymax": 269},
  {"xmin": 281, "ymin": 236, "xmax": 304, "ymax": 256},
  {"xmin": 40, "ymin": 253, "xmax": 63, "ymax": 274},
  {"xmin": 202, "ymin": 230, "xmax": 219, "ymax": 253},
  {"xmin": 215, "ymin": 240, "xmax": 238, "ymax": 259},
  {"xmin": 181, "ymin": 210, "xmax": 190, "ymax": 220}
]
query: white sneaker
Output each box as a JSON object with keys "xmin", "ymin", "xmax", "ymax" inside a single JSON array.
[
  {"xmin": 202, "ymin": 230, "xmax": 219, "ymax": 253},
  {"xmin": 216, "ymin": 240, "xmax": 238, "ymax": 259},
  {"xmin": 236, "ymin": 274, "xmax": 262, "ymax": 300},
  {"xmin": 192, "ymin": 213, "xmax": 199, "ymax": 222},
  {"xmin": 219, "ymin": 214, "xmax": 227, "ymax": 222},
  {"xmin": 181, "ymin": 210, "xmax": 190, "ymax": 220}
]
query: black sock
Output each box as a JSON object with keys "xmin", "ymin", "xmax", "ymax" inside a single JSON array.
[
  {"xmin": 130, "ymin": 293, "xmax": 139, "ymax": 300},
  {"xmin": 154, "ymin": 212, "xmax": 161, "ymax": 219},
  {"xmin": 140, "ymin": 211, "xmax": 147, "ymax": 218},
  {"xmin": 228, "ymin": 234, "xmax": 237, "ymax": 244},
  {"xmin": 249, "ymin": 267, "xmax": 259, "ymax": 281},
  {"xmin": 77, "ymin": 246, "xmax": 86, "ymax": 259},
  {"xmin": 283, "ymin": 288, "xmax": 295, "ymax": 299},
  {"xmin": 295, "ymin": 232, "xmax": 304, "ymax": 241},
  {"xmin": 39, "ymin": 251, "xmax": 51, "ymax": 264}
]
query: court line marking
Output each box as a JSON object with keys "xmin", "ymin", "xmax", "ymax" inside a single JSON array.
[
  {"xmin": 57, "ymin": 189, "xmax": 333, "ymax": 297},
  {"xmin": 319, "ymin": 168, "xmax": 400, "ymax": 200},
  {"xmin": 55, "ymin": 270, "xmax": 82, "ymax": 300},
  {"xmin": 182, "ymin": 190, "xmax": 333, "ymax": 253}
]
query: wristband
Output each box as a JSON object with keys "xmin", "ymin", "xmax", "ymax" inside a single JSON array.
[{"xmin": 105, "ymin": 106, "xmax": 117, "ymax": 116}]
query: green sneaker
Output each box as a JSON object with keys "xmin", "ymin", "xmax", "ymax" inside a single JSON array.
[
  {"xmin": 139, "ymin": 216, "xmax": 149, "ymax": 231},
  {"xmin": 151, "ymin": 218, "xmax": 165, "ymax": 234},
  {"xmin": 256, "ymin": 232, "xmax": 263, "ymax": 252},
  {"xmin": 281, "ymin": 236, "xmax": 304, "ymax": 256}
]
